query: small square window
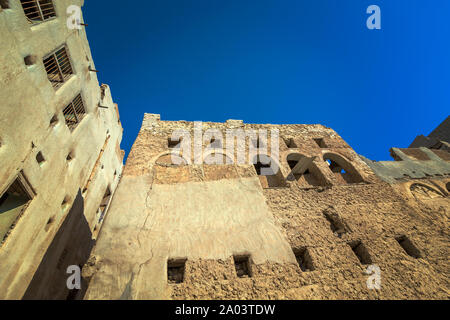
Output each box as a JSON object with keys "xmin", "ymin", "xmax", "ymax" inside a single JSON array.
[
  {"xmin": 167, "ymin": 259, "xmax": 187, "ymax": 284},
  {"xmin": 284, "ymin": 138, "xmax": 297, "ymax": 149},
  {"xmin": 293, "ymin": 247, "xmax": 315, "ymax": 272},
  {"xmin": 0, "ymin": 1, "xmax": 10, "ymax": 9},
  {"xmin": 36, "ymin": 151, "xmax": 45, "ymax": 165},
  {"xmin": 168, "ymin": 137, "xmax": 181, "ymax": 149},
  {"xmin": 396, "ymin": 236, "xmax": 421, "ymax": 259},
  {"xmin": 348, "ymin": 241, "xmax": 373, "ymax": 265},
  {"xmin": 314, "ymin": 138, "xmax": 327, "ymax": 148},
  {"xmin": 234, "ymin": 255, "xmax": 252, "ymax": 278}
]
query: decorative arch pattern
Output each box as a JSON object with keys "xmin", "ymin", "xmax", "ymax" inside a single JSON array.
[
  {"xmin": 323, "ymin": 153, "xmax": 364, "ymax": 184},
  {"xmin": 253, "ymin": 154, "xmax": 287, "ymax": 188},
  {"xmin": 286, "ymin": 153, "xmax": 327, "ymax": 187}
]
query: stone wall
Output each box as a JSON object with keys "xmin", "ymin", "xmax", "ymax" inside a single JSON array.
[{"xmin": 83, "ymin": 115, "xmax": 450, "ymax": 300}]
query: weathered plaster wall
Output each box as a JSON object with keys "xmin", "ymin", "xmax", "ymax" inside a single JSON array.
[{"xmin": 0, "ymin": 1, "xmax": 123, "ymax": 299}]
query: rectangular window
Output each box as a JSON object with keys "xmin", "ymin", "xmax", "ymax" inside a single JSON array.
[
  {"xmin": 168, "ymin": 137, "xmax": 181, "ymax": 149},
  {"xmin": 20, "ymin": 0, "xmax": 56, "ymax": 24},
  {"xmin": 1, "ymin": 173, "xmax": 35, "ymax": 243},
  {"xmin": 167, "ymin": 259, "xmax": 187, "ymax": 284},
  {"xmin": 233, "ymin": 255, "xmax": 252, "ymax": 278},
  {"xmin": 396, "ymin": 236, "xmax": 422, "ymax": 259},
  {"xmin": 348, "ymin": 241, "xmax": 373, "ymax": 265},
  {"xmin": 293, "ymin": 247, "xmax": 315, "ymax": 272},
  {"xmin": 63, "ymin": 94, "xmax": 86, "ymax": 131},
  {"xmin": 43, "ymin": 46, "xmax": 73, "ymax": 90},
  {"xmin": 314, "ymin": 138, "xmax": 327, "ymax": 148}
]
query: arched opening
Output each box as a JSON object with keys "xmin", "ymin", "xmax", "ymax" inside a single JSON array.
[
  {"xmin": 446, "ymin": 182, "xmax": 450, "ymax": 193},
  {"xmin": 253, "ymin": 155, "xmax": 287, "ymax": 188},
  {"xmin": 286, "ymin": 153, "xmax": 326, "ymax": 187},
  {"xmin": 323, "ymin": 153, "xmax": 364, "ymax": 184},
  {"xmin": 410, "ymin": 183, "xmax": 444, "ymax": 200}
]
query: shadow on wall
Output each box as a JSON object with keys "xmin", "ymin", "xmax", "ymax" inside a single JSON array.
[{"xmin": 22, "ymin": 190, "xmax": 95, "ymax": 300}]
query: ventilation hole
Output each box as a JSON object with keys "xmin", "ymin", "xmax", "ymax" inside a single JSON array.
[
  {"xmin": 168, "ymin": 137, "xmax": 181, "ymax": 149},
  {"xmin": 44, "ymin": 216, "xmax": 55, "ymax": 232},
  {"xmin": 314, "ymin": 138, "xmax": 327, "ymax": 148},
  {"xmin": 50, "ymin": 114, "xmax": 59, "ymax": 126},
  {"xmin": 0, "ymin": 0, "xmax": 9, "ymax": 9},
  {"xmin": 233, "ymin": 255, "xmax": 252, "ymax": 278},
  {"xmin": 396, "ymin": 236, "xmax": 422, "ymax": 259},
  {"xmin": 167, "ymin": 258, "xmax": 187, "ymax": 284},
  {"xmin": 66, "ymin": 151, "xmax": 74, "ymax": 162},
  {"xmin": 323, "ymin": 211, "xmax": 347, "ymax": 238},
  {"xmin": 293, "ymin": 247, "xmax": 315, "ymax": 272},
  {"xmin": 24, "ymin": 55, "xmax": 37, "ymax": 66},
  {"xmin": 284, "ymin": 138, "xmax": 297, "ymax": 149},
  {"xmin": 348, "ymin": 241, "xmax": 373, "ymax": 265},
  {"xmin": 36, "ymin": 151, "xmax": 45, "ymax": 165},
  {"xmin": 61, "ymin": 196, "xmax": 70, "ymax": 211}
]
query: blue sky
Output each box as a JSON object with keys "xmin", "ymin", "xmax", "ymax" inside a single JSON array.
[{"xmin": 84, "ymin": 0, "xmax": 449, "ymax": 161}]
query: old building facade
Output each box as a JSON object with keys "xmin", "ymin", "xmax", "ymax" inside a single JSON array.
[
  {"xmin": 0, "ymin": 1, "xmax": 448, "ymax": 301},
  {"xmin": 0, "ymin": 0, "xmax": 123, "ymax": 299},
  {"xmin": 83, "ymin": 114, "xmax": 449, "ymax": 300}
]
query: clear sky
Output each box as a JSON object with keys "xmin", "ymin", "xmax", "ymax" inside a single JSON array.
[{"xmin": 83, "ymin": 0, "xmax": 449, "ymax": 161}]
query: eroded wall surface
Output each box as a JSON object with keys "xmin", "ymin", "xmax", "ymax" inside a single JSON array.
[
  {"xmin": 0, "ymin": 1, "xmax": 123, "ymax": 299},
  {"xmin": 84, "ymin": 114, "xmax": 449, "ymax": 300}
]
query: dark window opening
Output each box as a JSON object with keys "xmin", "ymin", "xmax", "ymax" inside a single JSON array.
[
  {"xmin": 168, "ymin": 137, "xmax": 181, "ymax": 149},
  {"xmin": 63, "ymin": 94, "xmax": 86, "ymax": 131},
  {"xmin": 396, "ymin": 236, "xmax": 421, "ymax": 259},
  {"xmin": 293, "ymin": 247, "xmax": 315, "ymax": 272},
  {"xmin": 314, "ymin": 138, "xmax": 327, "ymax": 148},
  {"xmin": 24, "ymin": 55, "xmax": 37, "ymax": 66},
  {"xmin": 20, "ymin": 0, "xmax": 56, "ymax": 23},
  {"xmin": 167, "ymin": 259, "xmax": 187, "ymax": 284},
  {"xmin": 36, "ymin": 151, "xmax": 45, "ymax": 165},
  {"xmin": 66, "ymin": 152, "xmax": 74, "ymax": 162},
  {"xmin": 44, "ymin": 216, "xmax": 55, "ymax": 232},
  {"xmin": 234, "ymin": 255, "xmax": 252, "ymax": 278},
  {"xmin": 43, "ymin": 46, "xmax": 73, "ymax": 90},
  {"xmin": 1, "ymin": 175, "xmax": 34, "ymax": 242},
  {"xmin": 323, "ymin": 211, "xmax": 347, "ymax": 238},
  {"xmin": 348, "ymin": 241, "xmax": 373, "ymax": 265},
  {"xmin": 0, "ymin": 1, "xmax": 9, "ymax": 9},
  {"xmin": 253, "ymin": 155, "xmax": 287, "ymax": 188},
  {"xmin": 287, "ymin": 154, "xmax": 324, "ymax": 186},
  {"xmin": 323, "ymin": 154, "xmax": 363, "ymax": 184},
  {"xmin": 284, "ymin": 138, "xmax": 297, "ymax": 149},
  {"xmin": 50, "ymin": 114, "xmax": 59, "ymax": 126}
]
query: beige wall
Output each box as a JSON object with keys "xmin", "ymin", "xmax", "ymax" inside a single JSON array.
[{"xmin": 0, "ymin": 0, "xmax": 123, "ymax": 299}]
